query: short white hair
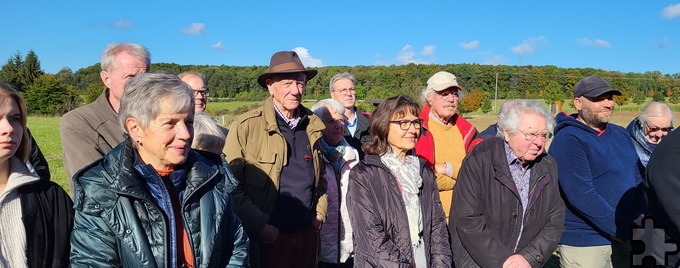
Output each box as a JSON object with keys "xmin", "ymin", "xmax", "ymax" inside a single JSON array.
[
  {"xmin": 639, "ymin": 101, "xmax": 674, "ymax": 127},
  {"xmin": 191, "ymin": 113, "xmax": 227, "ymax": 154},
  {"xmin": 498, "ymin": 99, "xmax": 555, "ymax": 135},
  {"xmin": 311, "ymin": 98, "xmax": 345, "ymax": 121}
]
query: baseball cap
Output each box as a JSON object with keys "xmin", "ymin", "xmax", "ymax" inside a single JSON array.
[
  {"xmin": 427, "ymin": 71, "xmax": 463, "ymax": 92},
  {"xmin": 573, "ymin": 75, "xmax": 621, "ymax": 98}
]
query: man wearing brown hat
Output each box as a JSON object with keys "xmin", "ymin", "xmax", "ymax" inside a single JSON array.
[
  {"xmin": 414, "ymin": 71, "xmax": 477, "ymax": 223},
  {"xmin": 549, "ymin": 75, "xmax": 642, "ymax": 267},
  {"xmin": 225, "ymin": 51, "xmax": 327, "ymax": 268}
]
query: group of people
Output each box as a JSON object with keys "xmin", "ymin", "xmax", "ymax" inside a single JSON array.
[{"xmin": 1, "ymin": 41, "xmax": 678, "ymax": 268}]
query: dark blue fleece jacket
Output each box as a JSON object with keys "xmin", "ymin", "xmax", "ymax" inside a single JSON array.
[{"xmin": 549, "ymin": 113, "xmax": 642, "ymax": 246}]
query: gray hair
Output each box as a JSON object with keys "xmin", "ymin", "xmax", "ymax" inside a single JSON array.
[
  {"xmin": 192, "ymin": 113, "xmax": 227, "ymax": 154},
  {"xmin": 498, "ymin": 99, "xmax": 555, "ymax": 135},
  {"xmin": 495, "ymin": 100, "xmax": 521, "ymax": 138},
  {"xmin": 101, "ymin": 42, "xmax": 151, "ymax": 72},
  {"xmin": 639, "ymin": 101, "xmax": 674, "ymax": 127},
  {"xmin": 311, "ymin": 98, "xmax": 345, "ymax": 121},
  {"xmin": 119, "ymin": 72, "xmax": 194, "ymax": 135},
  {"xmin": 329, "ymin": 72, "xmax": 356, "ymax": 93},
  {"xmin": 178, "ymin": 71, "xmax": 205, "ymax": 81}
]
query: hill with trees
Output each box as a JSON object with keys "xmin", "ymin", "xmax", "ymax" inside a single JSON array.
[{"xmin": 2, "ymin": 50, "xmax": 679, "ymax": 116}]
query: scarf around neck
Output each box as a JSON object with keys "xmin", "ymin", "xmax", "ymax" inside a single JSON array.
[{"xmin": 380, "ymin": 151, "xmax": 423, "ymax": 246}]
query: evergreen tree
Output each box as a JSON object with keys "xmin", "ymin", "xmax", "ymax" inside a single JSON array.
[
  {"xmin": 0, "ymin": 52, "xmax": 24, "ymax": 91},
  {"xmin": 21, "ymin": 50, "xmax": 43, "ymax": 88}
]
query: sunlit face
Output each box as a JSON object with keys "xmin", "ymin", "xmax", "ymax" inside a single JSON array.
[
  {"xmin": 100, "ymin": 51, "xmax": 149, "ymax": 109},
  {"xmin": 321, "ymin": 108, "xmax": 345, "ymax": 146},
  {"xmin": 330, "ymin": 78, "xmax": 356, "ymax": 109},
  {"xmin": 643, "ymin": 115, "xmax": 673, "ymax": 144},
  {"xmin": 428, "ymin": 87, "xmax": 460, "ymax": 122},
  {"xmin": 0, "ymin": 98, "xmax": 22, "ymax": 163},
  {"xmin": 503, "ymin": 112, "xmax": 548, "ymax": 163},
  {"xmin": 129, "ymin": 99, "xmax": 194, "ymax": 170},
  {"xmin": 574, "ymin": 93, "xmax": 615, "ymax": 131},
  {"xmin": 181, "ymin": 74, "xmax": 207, "ymax": 113},
  {"xmin": 267, "ymin": 73, "xmax": 306, "ymax": 115},
  {"xmin": 387, "ymin": 112, "xmax": 421, "ymax": 155}
]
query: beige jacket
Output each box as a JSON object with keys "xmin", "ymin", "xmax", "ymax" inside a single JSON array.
[
  {"xmin": 224, "ymin": 97, "xmax": 327, "ymax": 238},
  {"xmin": 60, "ymin": 89, "xmax": 124, "ymax": 194}
]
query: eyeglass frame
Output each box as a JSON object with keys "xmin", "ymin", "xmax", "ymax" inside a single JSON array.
[
  {"xmin": 434, "ymin": 89, "xmax": 460, "ymax": 99},
  {"xmin": 192, "ymin": 88, "xmax": 210, "ymax": 97},
  {"xmin": 516, "ymin": 128, "xmax": 553, "ymax": 141},
  {"xmin": 645, "ymin": 123, "xmax": 674, "ymax": 134},
  {"xmin": 389, "ymin": 119, "xmax": 424, "ymax": 130},
  {"xmin": 333, "ymin": 87, "xmax": 356, "ymax": 95}
]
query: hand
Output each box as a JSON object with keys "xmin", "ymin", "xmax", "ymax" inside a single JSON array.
[
  {"xmin": 434, "ymin": 163, "xmax": 447, "ymax": 174},
  {"xmin": 502, "ymin": 254, "xmax": 531, "ymax": 268},
  {"xmin": 313, "ymin": 213, "xmax": 324, "ymax": 230},
  {"xmin": 259, "ymin": 224, "xmax": 279, "ymax": 244}
]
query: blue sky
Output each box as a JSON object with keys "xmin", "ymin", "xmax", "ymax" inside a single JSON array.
[{"xmin": 3, "ymin": 1, "xmax": 680, "ymax": 75}]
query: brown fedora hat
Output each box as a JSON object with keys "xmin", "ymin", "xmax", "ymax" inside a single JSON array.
[{"xmin": 257, "ymin": 51, "xmax": 318, "ymax": 88}]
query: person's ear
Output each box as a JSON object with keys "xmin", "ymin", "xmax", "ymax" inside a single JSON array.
[
  {"xmin": 573, "ymin": 97, "xmax": 582, "ymax": 111},
  {"xmin": 100, "ymin": 70, "xmax": 112, "ymax": 89},
  {"xmin": 126, "ymin": 118, "xmax": 142, "ymax": 143},
  {"xmin": 266, "ymin": 78, "xmax": 275, "ymax": 96},
  {"xmin": 502, "ymin": 129, "xmax": 511, "ymax": 142}
]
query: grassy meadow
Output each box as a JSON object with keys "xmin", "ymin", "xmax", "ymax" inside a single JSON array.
[{"xmin": 31, "ymin": 98, "xmax": 679, "ymax": 193}]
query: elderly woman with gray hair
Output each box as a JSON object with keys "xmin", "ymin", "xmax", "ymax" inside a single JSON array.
[
  {"xmin": 311, "ymin": 98, "xmax": 360, "ymax": 268},
  {"xmin": 449, "ymin": 99, "xmax": 565, "ymax": 268},
  {"xmin": 70, "ymin": 72, "xmax": 249, "ymax": 267}
]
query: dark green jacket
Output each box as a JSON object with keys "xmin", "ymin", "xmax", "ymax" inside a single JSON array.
[{"xmin": 70, "ymin": 140, "xmax": 249, "ymax": 267}]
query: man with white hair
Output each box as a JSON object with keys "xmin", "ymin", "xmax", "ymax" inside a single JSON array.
[
  {"xmin": 61, "ymin": 42, "xmax": 150, "ymax": 194},
  {"xmin": 415, "ymin": 71, "xmax": 478, "ymax": 222}
]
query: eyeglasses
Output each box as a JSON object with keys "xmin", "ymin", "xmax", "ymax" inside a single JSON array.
[
  {"xmin": 193, "ymin": 88, "xmax": 209, "ymax": 97},
  {"xmin": 517, "ymin": 129, "xmax": 553, "ymax": 141},
  {"xmin": 435, "ymin": 90, "xmax": 460, "ymax": 99},
  {"xmin": 334, "ymin": 88, "xmax": 356, "ymax": 95},
  {"xmin": 324, "ymin": 118, "xmax": 345, "ymax": 128},
  {"xmin": 646, "ymin": 124, "xmax": 673, "ymax": 133},
  {"xmin": 390, "ymin": 119, "xmax": 423, "ymax": 130}
]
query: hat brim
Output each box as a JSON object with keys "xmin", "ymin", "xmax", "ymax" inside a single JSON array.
[
  {"xmin": 580, "ymin": 88, "xmax": 622, "ymax": 98},
  {"xmin": 258, "ymin": 70, "xmax": 318, "ymax": 88},
  {"xmin": 430, "ymin": 83, "xmax": 463, "ymax": 92}
]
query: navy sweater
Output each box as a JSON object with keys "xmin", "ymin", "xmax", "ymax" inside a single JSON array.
[{"xmin": 549, "ymin": 113, "xmax": 643, "ymax": 246}]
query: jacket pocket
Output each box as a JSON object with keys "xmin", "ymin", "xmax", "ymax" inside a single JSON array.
[{"xmin": 244, "ymin": 150, "xmax": 277, "ymax": 191}]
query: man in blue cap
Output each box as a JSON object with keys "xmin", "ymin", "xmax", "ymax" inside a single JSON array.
[{"xmin": 550, "ymin": 75, "xmax": 643, "ymax": 267}]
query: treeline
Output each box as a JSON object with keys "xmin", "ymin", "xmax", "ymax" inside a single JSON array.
[{"xmin": 2, "ymin": 50, "xmax": 679, "ymax": 115}]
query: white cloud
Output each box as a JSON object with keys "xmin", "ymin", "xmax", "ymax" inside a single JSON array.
[
  {"xmin": 512, "ymin": 36, "xmax": 548, "ymax": 55},
  {"xmin": 483, "ymin": 55, "xmax": 506, "ymax": 65},
  {"xmin": 422, "ymin": 45, "xmax": 436, "ymax": 56},
  {"xmin": 111, "ymin": 20, "xmax": 133, "ymax": 29},
  {"xmin": 180, "ymin": 23, "xmax": 207, "ymax": 35},
  {"xmin": 292, "ymin": 47, "xmax": 323, "ymax": 67},
  {"xmin": 460, "ymin": 40, "xmax": 480, "ymax": 50},
  {"xmin": 662, "ymin": 4, "xmax": 680, "ymax": 19},
  {"xmin": 396, "ymin": 45, "xmax": 431, "ymax": 64},
  {"xmin": 578, "ymin": 37, "xmax": 612, "ymax": 48},
  {"xmin": 211, "ymin": 41, "xmax": 225, "ymax": 50}
]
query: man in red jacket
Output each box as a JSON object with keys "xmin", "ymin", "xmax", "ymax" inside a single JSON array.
[{"xmin": 415, "ymin": 71, "xmax": 477, "ymax": 222}]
